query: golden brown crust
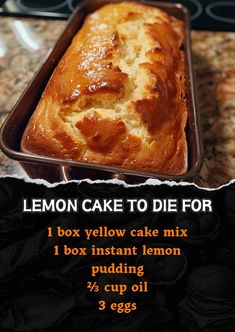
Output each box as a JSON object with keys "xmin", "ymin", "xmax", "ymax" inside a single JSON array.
[{"xmin": 21, "ymin": 1, "xmax": 188, "ymax": 175}]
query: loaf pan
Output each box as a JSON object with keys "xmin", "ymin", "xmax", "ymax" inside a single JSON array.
[{"xmin": 0, "ymin": 0, "xmax": 203, "ymax": 183}]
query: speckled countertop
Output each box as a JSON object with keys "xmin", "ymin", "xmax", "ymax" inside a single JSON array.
[{"xmin": 0, "ymin": 17, "xmax": 234, "ymax": 187}]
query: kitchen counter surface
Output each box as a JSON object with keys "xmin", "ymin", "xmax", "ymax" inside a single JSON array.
[{"xmin": 0, "ymin": 17, "xmax": 234, "ymax": 187}]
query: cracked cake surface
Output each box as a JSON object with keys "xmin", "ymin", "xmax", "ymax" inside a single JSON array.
[{"xmin": 21, "ymin": 2, "xmax": 188, "ymax": 175}]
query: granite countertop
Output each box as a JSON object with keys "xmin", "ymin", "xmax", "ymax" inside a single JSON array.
[{"xmin": 0, "ymin": 17, "xmax": 234, "ymax": 187}]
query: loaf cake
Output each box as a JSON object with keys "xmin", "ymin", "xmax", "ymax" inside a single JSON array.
[{"xmin": 21, "ymin": 1, "xmax": 188, "ymax": 175}]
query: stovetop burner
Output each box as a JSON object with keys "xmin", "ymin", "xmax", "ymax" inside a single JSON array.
[
  {"xmin": 17, "ymin": 0, "xmax": 68, "ymax": 12},
  {"xmin": 182, "ymin": 0, "xmax": 203, "ymax": 21},
  {"xmin": 164, "ymin": 0, "xmax": 235, "ymax": 30},
  {"xmin": 206, "ymin": 1, "xmax": 235, "ymax": 24},
  {"xmin": 67, "ymin": 0, "xmax": 79, "ymax": 12},
  {"xmin": 0, "ymin": 0, "xmax": 235, "ymax": 31}
]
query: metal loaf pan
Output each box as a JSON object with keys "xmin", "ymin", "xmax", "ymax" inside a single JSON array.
[{"xmin": 0, "ymin": 0, "xmax": 203, "ymax": 183}]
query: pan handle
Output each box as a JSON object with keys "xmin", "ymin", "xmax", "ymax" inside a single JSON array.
[
  {"xmin": 59, "ymin": 165, "xmax": 126, "ymax": 182},
  {"xmin": 59, "ymin": 165, "xmax": 71, "ymax": 182}
]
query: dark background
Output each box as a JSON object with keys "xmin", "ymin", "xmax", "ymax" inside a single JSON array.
[
  {"xmin": 1, "ymin": 0, "xmax": 235, "ymax": 31},
  {"xmin": 0, "ymin": 178, "xmax": 235, "ymax": 331}
]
